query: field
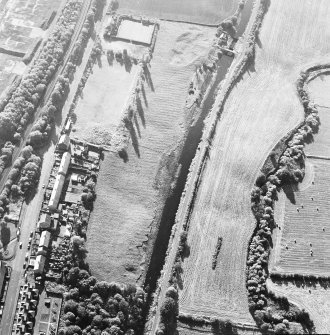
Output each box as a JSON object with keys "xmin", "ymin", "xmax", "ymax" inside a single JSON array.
[
  {"xmin": 72, "ymin": 54, "xmax": 139, "ymax": 145},
  {"xmin": 178, "ymin": 0, "xmax": 330, "ymax": 325},
  {"xmin": 117, "ymin": 0, "xmax": 238, "ymax": 25},
  {"xmin": 86, "ymin": 21, "xmax": 216, "ymax": 284},
  {"xmin": 0, "ymin": 0, "xmax": 58, "ymax": 54},
  {"xmin": 267, "ymin": 279, "xmax": 330, "ymax": 334},
  {"xmin": 272, "ymin": 158, "xmax": 330, "ymax": 276},
  {"xmin": 0, "ymin": 54, "xmax": 25, "ymax": 95}
]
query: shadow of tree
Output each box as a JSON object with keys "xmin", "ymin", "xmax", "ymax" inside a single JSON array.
[
  {"xmin": 128, "ymin": 122, "xmax": 140, "ymax": 158},
  {"xmin": 143, "ymin": 64, "xmax": 155, "ymax": 92},
  {"xmin": 283, "ymin": 183, "xmax": 296, "ymax": 204},
  {"xmin": 1, "ymin": 223, "xmax": 10, "ymax": 248},
  {"xmin": 136, "ymin": 94, "xmax": 146, "ymax": 128}
]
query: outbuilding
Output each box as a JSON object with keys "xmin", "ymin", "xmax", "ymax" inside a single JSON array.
[
  {"xmin": 33, "ymin": 255, "xmax": 46, "ymax": 274},
  {"xmin": 58, "ymin": 134, "xmax": 70, "ymax": 151}
]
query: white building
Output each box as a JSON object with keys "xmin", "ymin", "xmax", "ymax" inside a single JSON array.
[
  {"xmin": 48, "ymin": 174, "xmax": 65, "ymax": 211},
  {"xmin": 58, "ymin": 152, "xmax": 71, "ymax": 176},
  {"xmin": 39, "ymin": 231, "xmax": 51, "ymax": 249},
  {"xmin": 33, "ymin": 255, "xmax": 46, "ymax": 274}
]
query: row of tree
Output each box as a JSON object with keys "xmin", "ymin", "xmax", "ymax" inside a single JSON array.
[{"xmin": 0, "ymin": 146, "xmax": 41, "ymax": 217}]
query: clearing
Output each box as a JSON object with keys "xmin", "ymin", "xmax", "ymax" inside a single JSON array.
[
  {"xmin": 86, "ymin": 21, "xmax": 215, "ymax": 284},
  {"xmin": 179, "ymin": 0, "xmax": 330, "ymax": 325},
  {"xmin": 116, "ymin": 0, "xmax": 238, "ymax": 26}
]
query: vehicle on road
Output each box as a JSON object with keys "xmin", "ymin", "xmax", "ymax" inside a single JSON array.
[
  {"xmin": 19, "ymin": 242, "xmax": 22, "ymax": 248},
  {"xmin": 23, "ymin": 262, "xmax": 27, "ymax": 268},
  {"xmin": 30, "ymin": 231, "xmax": 33, "ymax": 237},
  {"xmin": 42, "ymin": 184, "xmax": 45, "ymax": 188},
  {"xmin": 25, "ymin": 253, "xmax": 29, "ymax": 261}
]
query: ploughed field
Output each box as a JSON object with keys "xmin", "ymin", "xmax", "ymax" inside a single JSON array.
[
  {"xmin": 270, "ymin": 74, "xmax": 330, "ymax": 333},
  {"xmin": 179, "ymin": 0, "xmax": 330, "ymax": 325},
  {"xmin": 116, "ymin": 0, "xmax": 238, "ymax": 25},
  {"xmin": 86, "ymin": 21, "xmax": 215, "ymax": 284}
]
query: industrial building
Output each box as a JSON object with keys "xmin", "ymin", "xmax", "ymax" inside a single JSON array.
[{"xmin": 58, "ymin": 134, "xmax": 70, "ymax": 151}]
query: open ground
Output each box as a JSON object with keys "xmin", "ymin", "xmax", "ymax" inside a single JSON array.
[
  {"xmin": 86, "ymin": 21, "xmax": 216, "ymax": 284},
  {"xmin": 178, "ymin": 0, "xmax": 330, "ymax": 325},
  {"xmin": 116, "ymin": 0, "xmax": 238, "ymax": 26}
]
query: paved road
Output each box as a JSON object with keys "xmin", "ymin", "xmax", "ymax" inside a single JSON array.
[{"xmin": 0, "ymin": 1, "xmax": 93, "ymax": 333}]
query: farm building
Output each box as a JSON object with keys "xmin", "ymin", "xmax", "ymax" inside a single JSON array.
[
  {"xmin": 33, "ymin": 255, "xmax": 46, "ymax": 274},
  {"xmin": 58, "ymin": 152, "xmax": 71, "ymax": 176},
  {"xmin": 48, "ymin": 174, "xmax": 65, "ymax": 211},
  {"xmin": 39, "ymin": 231, "xmax": 51, "ymax": 249},
  {"xmin": 58, "ymin": 134, "xmax": 70, "ymax": 151}
]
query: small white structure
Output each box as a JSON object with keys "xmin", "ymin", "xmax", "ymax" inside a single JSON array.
[
  {"xmin": 58, "ymin": 152, "xmax": 71, "ymax": 176},
  {"xmin": 48, "ymin": 174, "xmax": 65, "ymax": 211},
  {"xmin": 33, "ymin": 255, "xmax": 46, "ymax": 274}
]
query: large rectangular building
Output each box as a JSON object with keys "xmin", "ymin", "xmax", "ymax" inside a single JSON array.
[{"xmin": 48, "ymin": 174, "xmax": 65, "ymax": 211}]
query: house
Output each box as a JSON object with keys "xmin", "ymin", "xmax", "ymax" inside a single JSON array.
[
  {"xmin": 58, "ymin": 152, "xmax": 71, "ymax": 176},
  {"xmin": 48, "ymin": 174, "xmax": 65, "ymax": 211},
  {"xmin": 0, "ymin": 261, "xmax": 6, "ymax": 294},
  {"xmin": 39, "ymin": 231, "xmax": 51, "ymax": 249},
  {"xmin": 37, "ymin": 213, "xmax": 51, "ymax": 230},
  {"xmin": 33, "ymin": 255, "xmax": 46, "ymax": 274},
  {"xmin": 58, "ymin": 134, "xmax": 70, "ymax": 151}
]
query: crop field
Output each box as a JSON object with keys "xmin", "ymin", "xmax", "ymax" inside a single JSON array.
[
  {"xmin": 117, "ymin": 0, "xmax": 238, "ymax": 25},
  {"xmin": 267, "ymin": 280, "xmax": 330, "ymax": 333},
  {"xmin": 86, "ymin": 21, "xmax": 215, "ymax": 284},
  {"xmin": 273, "ymin": 158, "xmax": 330, "ymax": 276},
  {"xmin": 72, "ymin": 54, "xmax": 139, "ymax": 145},
  {"xmin": 179, "ymin": 0, "xmax": 330, "ymax": 325},
  {"xmin": 0, "ymin": 0, "xmax": 58, "ymax": 54}
]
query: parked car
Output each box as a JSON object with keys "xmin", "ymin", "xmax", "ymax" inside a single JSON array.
[{"xmin": 19, "ymin": 242, "xmax": 23, "ymax": 249}]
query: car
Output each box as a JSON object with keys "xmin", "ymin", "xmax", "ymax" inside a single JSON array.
[
  {"xmin": 28, "ymin": 237, "xmax": 32, "ymax": 244},
  {"xmin": 30, "ymin": 231, "xmax": 33, "ymax": 237},
  {"xmin": 19, "ymin": 242, "xmax": 22, "ymax": 249},
  {"xmin": 42, "ymin": 184, "xmax": 45, "ymax": 188},
  {"xmin": 25, "ymin": 253, "xmax": 29, "ymax": 261},
  {"xmin": 27, "ymin": 244, "xmax": 30, "ymax": 250},
  {"xmin": 23, "ymin": 262, "xmax": 27, "ymax": 268}
]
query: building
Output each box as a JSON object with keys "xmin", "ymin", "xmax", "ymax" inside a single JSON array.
[
  {"xmin": 0, "ymin": 261, "xmax": 6, "ymax": 294},
  {"xmin": 48, "ymin": 174, "xmax": 65, "ymax": 211},
  {"xmin": 39, "ymin": 231, "xmax": 51, "ymax": 249},
  {"xmin": 37, "ymin": 213, "xmax": 51, "ymax": 230},
  {"xmin": 33, "ymin": 255, "xmax": 46, "ymax": 274},
  {"xmin": 58, "ymin": 134, "xmax": 70, "ymax": 151},
  {"xmin": 58, "ymin": 152, "xmax": 71, "ymax": 176}
]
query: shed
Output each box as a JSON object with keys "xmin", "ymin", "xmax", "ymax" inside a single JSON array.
[
  {"xmin": 48, "ymin": 174, "xmax": 65, "ymax": 211},
  {"xmin": 33, "ymin": 255, "xmax": 46, "ymax": 274},
  {"xmin": 58, "ymin": 152, "xmax": 71, "ymax": 176},
  {"xmin": 58, "ymin": 134, "xmax": 70, "ymax": 151}
]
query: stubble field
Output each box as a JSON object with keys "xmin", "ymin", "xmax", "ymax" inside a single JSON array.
[
  {"xmin": 117, "ymin": 0, "xmax": 238, "ymax": 26},
  {"xmin": 179, "ymin": 0, "xmax": 330, "ymax": 325},
  {"xmin": 86, "ymin": 21, "xmax": 215, "ymax": 284}
]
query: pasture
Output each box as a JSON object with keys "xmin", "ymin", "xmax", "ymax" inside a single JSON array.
[
  {"xmin": 179, "ymin": 0, "xmax": 330, "ymax": 325},
  {"xmin": 117, "ymin": 0, "xmax": 238, "ymax": 25},
  {"xmin": 86, "ymin": 21, "xmax": 215, "ymax": 284}
]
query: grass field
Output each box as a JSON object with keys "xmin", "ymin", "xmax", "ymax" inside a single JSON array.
[
  {"xmin": 117, "ymin": 0, "xmax": 238, "ymax": 25},
  {"xmin": 179, "ymin": 0, "xmax": 330, "ymax": 325},
  {"xmin": 72, "ymin": 55, "xmax": 139, "ymax": 145},
  {"xmin": 0, "ymin": 54, "xmax": 24, "ymax": 96},
  {"xmin": 86, "ymin": 21, "xmax": 215, "ymax": 284}
]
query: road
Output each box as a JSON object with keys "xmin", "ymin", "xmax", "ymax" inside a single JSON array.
[
  {"xmin": 0, "ymin": 1, "xmax": 93, "ymax": 333},
  {"xmin": 0, "ymin": 0, "xmax": 92, "ymax": 194}
]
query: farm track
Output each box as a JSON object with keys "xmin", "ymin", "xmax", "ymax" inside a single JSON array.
[{"xmin": 0, "ymin": 0, "xmax": 92, "ymax": 193}]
